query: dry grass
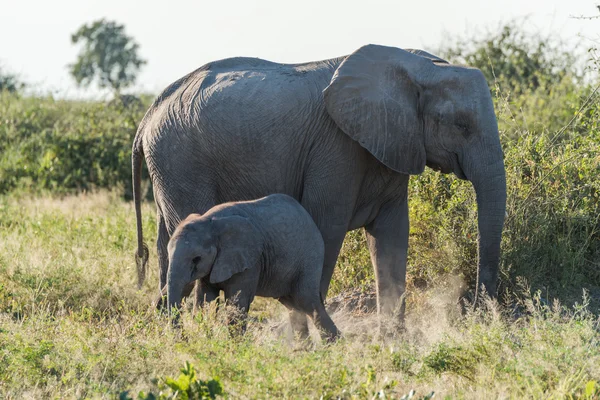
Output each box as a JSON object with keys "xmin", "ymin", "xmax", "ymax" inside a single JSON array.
[{"xmin": 1, "ymin": 192, "xmax": 599, "ymax": 399}]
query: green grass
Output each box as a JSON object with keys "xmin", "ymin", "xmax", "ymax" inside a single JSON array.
[{"xmin": 1, "ymin": 192, "xmax": 599, "ymax": 399}]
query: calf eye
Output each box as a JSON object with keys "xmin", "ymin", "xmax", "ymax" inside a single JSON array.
[{"xmin": 192, "ymin": 256, "xmax": 201, "ymax": 265}]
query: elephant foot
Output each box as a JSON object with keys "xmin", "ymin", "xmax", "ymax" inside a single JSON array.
[
  {"xmin": 376, "ymin": 294, "xmax": 406, "ymax": 339},
  {"xmin": 322, "ymin": 329, "xmax": 341, "ymax": 344},
  {"xmin": 292, "ymin": 338, "xmax": 315, "ymax": 352}
]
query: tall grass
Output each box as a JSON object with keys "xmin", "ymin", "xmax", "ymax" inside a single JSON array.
[{"xmin": 0, "ymin": 192, "xmax": 599, "ymax": 399}]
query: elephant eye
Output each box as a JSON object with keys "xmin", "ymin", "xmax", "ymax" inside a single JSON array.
[
  {"xmin": 454, "ymin": 112, "xmax": 473, "ymax": 136},
  {"xmin": 191, "ymin": 256, "xmax": 201, "ymax": 278},
  {"xmin": 456, "ymin": 123, "xmax": 468, "ymax": 132},
  {"xmin": 455, "ymin": 123, "xmax": 472, "ymax": 139}
]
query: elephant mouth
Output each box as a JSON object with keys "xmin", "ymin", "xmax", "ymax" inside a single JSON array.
[
  {"xmin": 454, "ymin": 158, "xmax": 467, "ymax": 180},
  {"xmin": 426, "ymin": 160, "xmax": 444, "ymax": 172},
  {"xmin": 426, "ymin": 161, "xmax": 452, "ymax": 175}
]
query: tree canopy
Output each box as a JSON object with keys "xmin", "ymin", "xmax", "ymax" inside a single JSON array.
[
  {"xmin": 440, "ymin": 22, "xmax": 581, "ymax": 96},
  {"xmin": 0, "ymin": 65, "xmax": 24, "ymax": 93},
  {"xmin": 69, "ymin": 19, "xmax": 146, "ymax": 93}
]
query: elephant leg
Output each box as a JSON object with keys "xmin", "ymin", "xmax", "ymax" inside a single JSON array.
[
  {"xmin": 293, "ymin": 292, "xmax": 340, "ymax": 343},
  {"xmin": 286, "ymin": 227, "xmax": 347, "ymax": 339},
  {"xmin": 319, "ymin": 227, "xmax": 349, "ymax": 299},
  {"xmin": 364, "ymin": 197, "xmax": 409, "ymax": 328},
  {"xmin": 154, "ymin": 211, "xmax": 170, "ymax": 309},
  {"xmin": 308, "ymin": 302, "xmax": 340, "ymax": 343},
  {"xmin": 223, "ymin": 286, "xmax": 255, "ymax": 336},
  {"xmin": 157, "ymin": 210, "xmax": 169, "ymax": 290},
  {"xmin": 279, "ymin": 297, "xmax": 310, "ymax": 340},
  {"xmin": 194, "ymin": 281, "xmax": 220, "ymax": 312}
]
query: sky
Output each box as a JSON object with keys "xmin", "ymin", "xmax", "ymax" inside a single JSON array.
[{"xmin": 1, "ymin": 0, "xmax": 598, "ymax": 98}]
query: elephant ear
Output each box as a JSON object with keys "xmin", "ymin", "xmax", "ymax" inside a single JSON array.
[
  {"xmin": 324, "ymin": 44, "xmax": 435, "ymax": 175},
  {"xmin": 209, "ymin": 215, "xmax": 263, "ymax": 284}
]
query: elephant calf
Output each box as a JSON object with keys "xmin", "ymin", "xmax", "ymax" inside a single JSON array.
[{"xmin": 167, "ymin": 193, "xmax": 340, "ymax": 342}]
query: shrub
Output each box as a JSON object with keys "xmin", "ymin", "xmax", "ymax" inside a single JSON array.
[
  {"xmin": 120, "ymin": 362, "xmax": 224, "ymax": 400},
  {"xmin": 0, "ymin": 92, "xmax": 150, "ymax": 196}
]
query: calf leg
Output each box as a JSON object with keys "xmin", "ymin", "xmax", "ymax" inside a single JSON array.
[
  {"xmin": 279, "ymin": 297, "xmax": 310, "ymax": 341},
  {"xmin": 294, "ymin": 294, "xmax": 340, "ymax": 343},
  {"xmin": 223, "ymin": 285, "xmax": 256, "ymax": 336},
  {"xmin": 194, "ymin": 281, "xmax": 220, "ymax": 312},
  {"xmin": 287, "ymin": 226, "xmax": 347, "ymax": 339}
]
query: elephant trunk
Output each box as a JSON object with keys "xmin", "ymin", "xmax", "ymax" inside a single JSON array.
[
  {"xmin": 166, "ymin": 264, "xmax": 186, "ymax": 318},
  {"xmin": 462, "ymin": 137, "xmax": 507, "ymax": 302}
]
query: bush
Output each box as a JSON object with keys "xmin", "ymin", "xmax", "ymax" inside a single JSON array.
[
  {"xmin": 0, "ymin": 92, "xmax": 149, "ymax": 196},
  {"xmin": 120, "ymin": 362, "xmax": 224, "ymax": 400}
]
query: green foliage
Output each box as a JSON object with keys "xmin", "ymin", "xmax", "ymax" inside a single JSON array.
[
  {"xmin": 442, "ymin": 22, "xmax": 581, "ymax": 96},
  {"xmin": 69, "ymin": 19, "xmax": 146, "ymax": 92},
  {"xmin": 584, "ymin": 380, "xmax": 600, "ymax": 399},
  {"xmin": 0, "ymin": 193, "xmax": 599, "ymax": 398},
  {"xmin": 330, "ymin": 229, "xmax": 374, "ymax": 296},
  {"xmin": 121, "ymin": 362, "xmax": 224, "ymax": 400},
  {"xmin": 0, "ymin": 92, "xmax": 150, "ymax": 195},
  {"xmin": 423, "ymin": 343, "xmax": 477, "ymax": 377}
]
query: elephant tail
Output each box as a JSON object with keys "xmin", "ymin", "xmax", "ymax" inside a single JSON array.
[{"xmin": 132, "ymin": 134, "xmax": 149, "ymax": 289}]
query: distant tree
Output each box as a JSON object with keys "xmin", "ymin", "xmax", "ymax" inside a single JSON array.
[
  {"xmin": 69, "ymin": 19, "xmax": 146, "ymax": 93},
  {"xmin": 440, "ymin": 22, "xmax": 581, "ymax": 96},
  {"xmin": 0, "ymin": 65, "xmax": 24, "ymax": 93}
]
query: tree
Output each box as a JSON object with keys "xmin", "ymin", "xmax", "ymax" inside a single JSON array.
[
  {"xmin": 0, "ymin": 65, "xmax": 24, "ymax": 93},
  {"xmin": 440, "ymin": 22, "xmax": 580, "ymax": 96},
  {"xmin": 69, "ymin": 19, "xmax": 146, "ymax": 93}
]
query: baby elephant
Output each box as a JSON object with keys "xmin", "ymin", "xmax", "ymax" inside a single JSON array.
[{"xmin": 167, "ymin": 193, "xmax": 340, "ymax": 342}]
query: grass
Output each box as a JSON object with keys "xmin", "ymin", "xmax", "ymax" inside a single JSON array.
[{"xmin": 1, "ymin": 191, "xmax": 599, "ymax": 399}]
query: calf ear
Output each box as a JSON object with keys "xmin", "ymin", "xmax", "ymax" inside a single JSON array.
[{"xmin": 209, "ymin": 215, "xmax": 262, "ymax": 284}]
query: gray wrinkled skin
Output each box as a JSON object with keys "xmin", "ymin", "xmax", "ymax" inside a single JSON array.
[
  {"xmin": 132, "ymin": 44, "xmax": 506, "ymax": 331},
  {"xmin": 167, "ymin": 194, "xmax": 339, "ymax": 341}
]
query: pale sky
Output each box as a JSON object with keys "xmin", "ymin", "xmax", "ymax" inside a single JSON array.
[{"xmin": 2, "ymin": 0, "xmax": 598, "ymax": 98}]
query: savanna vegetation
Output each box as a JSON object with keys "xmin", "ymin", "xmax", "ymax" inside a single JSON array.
[{"xmin": 0, "ymin": 23, "xmax": 599, "ymax": 399}]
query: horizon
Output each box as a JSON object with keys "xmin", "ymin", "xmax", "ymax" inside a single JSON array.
[{"xmin": 2, "ymin": 0, "xmax": 598, "ymax": 99}]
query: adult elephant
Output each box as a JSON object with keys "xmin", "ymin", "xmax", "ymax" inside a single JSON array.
[{"xmin": 132, "ymin": 44, "xmax": 506, "ymax": 325}]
